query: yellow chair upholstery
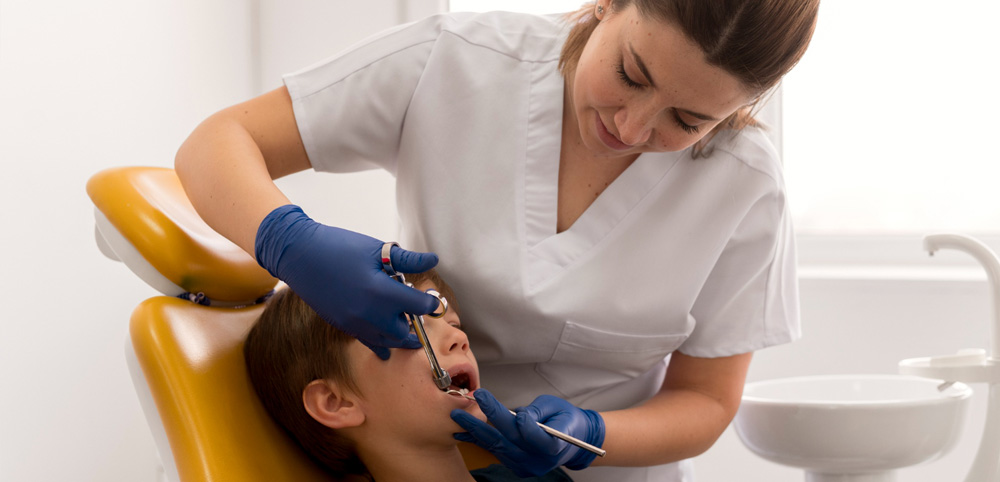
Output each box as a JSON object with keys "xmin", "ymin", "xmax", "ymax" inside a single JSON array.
[
  {"xmin": 87, "ymin": 166, "xmax": 277, "ymax": 303},
  {"xmin": 130, "ymin": 296, "xmax": 340, "ymax": 481}
]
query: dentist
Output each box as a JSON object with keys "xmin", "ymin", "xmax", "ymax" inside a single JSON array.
[{"xmin": 175, "ymin": 1, "xmax": 818, "ymax": 480}]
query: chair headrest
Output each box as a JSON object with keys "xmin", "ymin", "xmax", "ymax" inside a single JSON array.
[{"xmin": 87, "ymin": 166, "xmax": 277, "ymax": 305}]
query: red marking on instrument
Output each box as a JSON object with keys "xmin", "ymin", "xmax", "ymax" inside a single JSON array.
[{"xmin": 382, "ymin": 258, "xmax": 390, "ymax": 264}]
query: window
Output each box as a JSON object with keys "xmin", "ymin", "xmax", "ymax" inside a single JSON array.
[{"xmin": 783, "ymin": 1, "xmax": 1000, "ymax": 236}]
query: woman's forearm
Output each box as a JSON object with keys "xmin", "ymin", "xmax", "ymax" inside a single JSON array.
[
  {"xmin": 592, "ymin": 351, "xmax": 753, "ymax": 467},
  {"xmin": 175, "ymin": 113, "xmax": 289, "ymax": 254},
  {"xmin": 595, "ymin": 386, "xmax": 733, "ymax": 465},
  {"xmin": 175, "ymin": 87, "xmax": 310, "ymax": 255}
]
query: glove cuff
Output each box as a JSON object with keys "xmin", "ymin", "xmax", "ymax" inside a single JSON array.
[
  {"xmin": 564, "ymin": 409, "xmax": 606, "ymax": 471},
  {"xmin": 254, "ymin": 204, "xmax": 309, "ymax": 277}
]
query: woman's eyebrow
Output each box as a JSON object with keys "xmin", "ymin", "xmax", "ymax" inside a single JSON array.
[
  {"xmin": 677, "ymin": 108, "xmax": 720, "ymax": 122},
  {"xmin": 630, "ymin": 44, "xmax": 657, "ymax": 88}
]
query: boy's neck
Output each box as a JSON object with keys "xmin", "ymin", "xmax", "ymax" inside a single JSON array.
[{"xmin": 357, "ymin": 439, "xmax": 477, "ymax": 482}]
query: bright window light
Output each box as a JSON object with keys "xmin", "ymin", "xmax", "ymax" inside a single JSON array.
[{"xmin": 783, "ymin": 1, "xmax": 1000, "ymax": 235}]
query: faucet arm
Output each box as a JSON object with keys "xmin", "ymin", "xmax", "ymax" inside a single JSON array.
[{"xmin": 924, "ymin": 233, "xmax": 1000, "ymax": 361}]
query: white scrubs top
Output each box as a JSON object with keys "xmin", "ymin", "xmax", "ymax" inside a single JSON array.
[{"xmin": 285, "ymin": 11, "xmax": 800, "ymax": 482}]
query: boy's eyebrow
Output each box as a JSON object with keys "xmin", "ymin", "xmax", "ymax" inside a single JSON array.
[{"xmin": 630, "ymin": 43, "xmax": 721, "ymax": 122}]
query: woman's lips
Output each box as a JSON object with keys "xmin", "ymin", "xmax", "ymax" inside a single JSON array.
[{"xmin": 594, "ymin": 112, "xmax": 632, "ymax": 151}]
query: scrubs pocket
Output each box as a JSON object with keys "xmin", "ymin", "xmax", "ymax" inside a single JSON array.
[{"xmin": 535, "ymin": 321, "xmax": 687, "ymax": 400}]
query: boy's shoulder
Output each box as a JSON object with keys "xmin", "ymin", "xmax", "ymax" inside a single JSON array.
[{"xmin": 470, "ymin": 464, "xmax": 574, "ymax": 482}]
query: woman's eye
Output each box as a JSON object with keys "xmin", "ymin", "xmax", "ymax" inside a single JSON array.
[
  {"xmin": 616, "ymin": 61, "xmax": 642, "ymax": 89},
  {"xmin": 673, "ymin": 111, "xmax": 700, "ymax": 134}
]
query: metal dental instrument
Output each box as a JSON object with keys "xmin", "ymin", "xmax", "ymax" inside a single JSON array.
[
  {"xmin": 445, "ymin": 390, "xmax": 607, "ymax": 457},
  {"xmin": 381, "ymin": 242, "xmax": 452, "ymax": 391}
]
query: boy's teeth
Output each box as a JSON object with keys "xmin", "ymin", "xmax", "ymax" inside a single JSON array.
[
  {"xmin": 446, "ymin": 389, "xmax": 475, "ymax": 401},
  {"xmin": 459, "ymin": 388, "xmax": 469, "ymax": 395}
]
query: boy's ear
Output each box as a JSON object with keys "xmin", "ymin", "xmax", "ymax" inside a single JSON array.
[{"xmin": 303, "ymin": 379, "xmax": 365, "ymax": 429}]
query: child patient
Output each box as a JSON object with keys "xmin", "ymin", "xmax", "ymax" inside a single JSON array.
[{"xmin": 244, "ymin": 269, "xmax": 573, "ymax": 482}]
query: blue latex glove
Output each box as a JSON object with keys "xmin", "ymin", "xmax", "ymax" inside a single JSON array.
[
  {"xmin": 255, "ymin": 204, "xmax": 439, "ymax": 359},
  {"xmin": 451, "ymin": 389, "xmax": 605, "ymax": 477}
]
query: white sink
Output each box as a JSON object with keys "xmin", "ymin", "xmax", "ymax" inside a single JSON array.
[{"xmin": 734, "ymin": 374, "xmax": 972, "ymax": 482}]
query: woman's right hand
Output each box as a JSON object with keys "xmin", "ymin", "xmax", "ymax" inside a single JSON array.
[{"xmin": 255, "ymin": 204, "xmax": 440, "ymax": 359}]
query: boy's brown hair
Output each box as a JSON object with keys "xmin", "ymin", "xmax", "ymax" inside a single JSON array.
[{"xmin": 243, "ymin": 269, "xmax": 457, "ymax": 478}]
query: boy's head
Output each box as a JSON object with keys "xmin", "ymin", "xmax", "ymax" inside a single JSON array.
[{"xmin": 243, "ymin": 269, "xmax": 484, "ymax": 478}]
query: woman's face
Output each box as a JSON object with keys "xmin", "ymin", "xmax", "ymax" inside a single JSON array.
[
  {"xmin": 569, "ymin": 1, "xmax": 752, "ymax": 156},
  {"xmin": 349, "ymin": 280, "xmax": 485, "ymax": 445}
]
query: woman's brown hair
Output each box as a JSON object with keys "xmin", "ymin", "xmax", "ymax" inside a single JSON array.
[
  {"xmin": 243, "ymin": 269, "xmax": 457, "ymax": 479},
  {"xmin": 560, "ymin": 0, "xmax": 819, "ymax": 156}
]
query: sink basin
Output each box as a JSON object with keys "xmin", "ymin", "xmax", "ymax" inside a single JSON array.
[{"xmin": 734, "ymin": 375, "xmax": 972, "ymax": 481}]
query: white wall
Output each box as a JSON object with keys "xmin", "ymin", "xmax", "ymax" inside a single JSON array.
[
  {"xmin": 0, "ymin": 2, "xmax": 992, "ymax": 481},
  {"xmin": 0, "ymin": 1, "xmax": 433, "ymax": 480},
  {"xmin": 0, "ymin": 2, "xmax": 255, "ymax": 480}
]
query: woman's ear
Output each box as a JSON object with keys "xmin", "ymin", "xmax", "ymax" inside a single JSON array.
[
  {"xmin": 303, "ymin": 379, "xmax": 365, "ymax": 429},
  {"xmin": 596, "ymin": 0, "xmax": 612, "ymax": 18}
]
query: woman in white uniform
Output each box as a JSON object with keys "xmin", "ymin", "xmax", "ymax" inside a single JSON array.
[{"xmin": 176, "ymin": 1, "xmax": 818, "ymax": 481}]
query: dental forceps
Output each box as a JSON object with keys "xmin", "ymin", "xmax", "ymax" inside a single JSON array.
[{"xmin": 381, "ymin": 242, "xmax": 452, "ymax": 391}]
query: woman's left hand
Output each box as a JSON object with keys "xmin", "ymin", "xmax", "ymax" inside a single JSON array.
[{"xmin": 451, "ymin": 389, "xmax": 605, "ymax": 477}]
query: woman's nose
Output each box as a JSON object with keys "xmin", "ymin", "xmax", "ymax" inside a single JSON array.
[{"xmin": 614, "ymin": 106, "xmax": 654, "ymax": 146}]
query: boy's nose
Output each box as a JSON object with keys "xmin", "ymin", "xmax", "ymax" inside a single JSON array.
[{"xmin": 443, "ymin": 328, "xmax": 470, "ymax": 354}]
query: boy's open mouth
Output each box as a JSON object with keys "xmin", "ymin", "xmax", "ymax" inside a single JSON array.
[
  {"xmin": 449, "ymin": 372, "xmax": 472, "ymax": 392},
  {"xmin": 445, "ymin": 364, "xmax": 478, "ymax": 393}
]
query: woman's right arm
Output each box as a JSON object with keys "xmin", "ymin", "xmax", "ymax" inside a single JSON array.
[
  {"xmin": 175, "ymin": 86, "xmax": 439, "ymax": 359},
  {"xmin": 175, "ymin": 86, "xmax": 309, "ymax": 255}
]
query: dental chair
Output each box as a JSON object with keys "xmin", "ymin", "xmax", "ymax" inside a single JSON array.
[{"xmin": 87, "ymin": 166, "xmax": 495, "ymax": 482}]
